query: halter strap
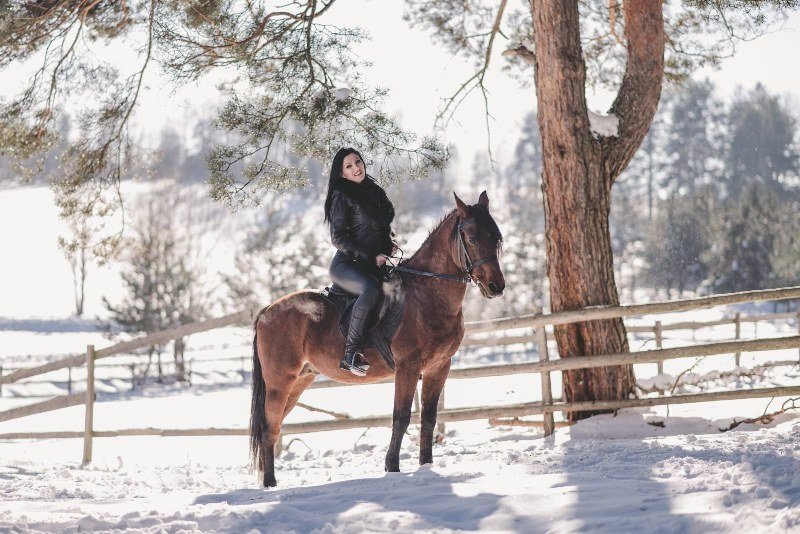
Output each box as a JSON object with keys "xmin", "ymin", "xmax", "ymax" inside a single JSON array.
[
  {"xmin": 456, "ymin": 218, "xmax": 498, "ymax": 282},
  {"xmin": 389, "ymin": 216, "xmax": 497, "ymax": 285}
]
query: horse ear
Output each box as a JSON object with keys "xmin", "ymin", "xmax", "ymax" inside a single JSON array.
[
  {"xmin": 478, "ymin": 190, "xmax": 489, "ymax": 208},
  {"xmin": 453, "ymin": 192, "xmax": 470, "ymax": 218}
]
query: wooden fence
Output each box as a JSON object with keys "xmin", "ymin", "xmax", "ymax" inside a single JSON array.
[
  {"xmin": 1, "ymin": 286, "xmax": 799, "ymax": 464},
  {"xmin": 3, "ymin": 308, "xmax": 796, "ymax": 393}
]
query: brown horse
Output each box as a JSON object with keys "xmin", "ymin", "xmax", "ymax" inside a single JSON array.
[{"xmin": 250, "ymin": 191, "xmax": 505, "ymax": 487}]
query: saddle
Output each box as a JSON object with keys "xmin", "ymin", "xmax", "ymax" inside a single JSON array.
[{"xmin": 319, "ymin": 272, "xmax": 405, "ymax": 371}]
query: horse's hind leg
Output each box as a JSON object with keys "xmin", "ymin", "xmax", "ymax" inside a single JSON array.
[
  {"xmin": 261, "ymin": 380, "xmax": 295, "ymax": 487},
  {"xmin": 419, "ymin": 360, "xmax": 451, "ymax": 465},
  {"xmin": 385, "ymin": 362, "xmax": 421, "ymax": 472},
  {"xmin": 283, "ymin": 366, "xmax": 317, "ymax": 419}
]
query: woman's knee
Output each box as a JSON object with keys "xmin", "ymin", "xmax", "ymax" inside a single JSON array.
[
  {"xmin": 331, "ymin": 263, "xmax": 380, "ymax": 298},
  {"xmin": 362, "ymin": 277, "xmax": 382, "ymax": 300}
]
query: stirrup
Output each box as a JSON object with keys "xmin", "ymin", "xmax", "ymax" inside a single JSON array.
[{"xmin": 340, "ymin": 351, "xmax": 368, "ymax": 376}]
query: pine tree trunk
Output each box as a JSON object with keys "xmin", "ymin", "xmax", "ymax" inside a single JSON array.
[{"xmin": 531, "ymin": 0, "xmax": 664, "ymax": 421}]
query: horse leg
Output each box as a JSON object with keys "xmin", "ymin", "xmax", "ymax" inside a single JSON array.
[
  {"xmin": 261, "ymin": 381, "xmax": 294, "ymax": 487},
  {"xmin": 419, "ymin": 360, "xmax": 451, "ymax": 465},
  {"xmin": 385, "ymin": 363, "xmax": 421, "ymax": 472},
  {"xmin": 283, "ymin": 367, "xmax": 317, "ymax": 419}
]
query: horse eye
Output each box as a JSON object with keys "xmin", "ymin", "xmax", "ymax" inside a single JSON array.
[{"xmin": 468, "ymin": 237, "xmax": 477, "ymax": 245}]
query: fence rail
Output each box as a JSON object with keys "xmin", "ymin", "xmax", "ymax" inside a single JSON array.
[
  {"xmin": 305, "ymin": 336, "xmax": 800, "ymax": 389},
  {"xmin": 1, "ymin": 286, "xmax": 799, "ymax": 463},
  {"xmin": 4, "ymin": 294, "xmax": 798, "ymax": 386},
  {"xmin": 2, "ymin": 385, "xmax": 798, "ymax": 441},
  {"xmin": 0, "ymin": 393, "xmax": 88, "ymax": 423},
  {"xmin": 0, "ymin": 309, "xmax": 257, "ymax": 386}
]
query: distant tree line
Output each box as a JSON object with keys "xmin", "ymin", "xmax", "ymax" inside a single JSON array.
[{"xmin": 614, "ymin": 80, "xmax": 800, "ymax": 299}]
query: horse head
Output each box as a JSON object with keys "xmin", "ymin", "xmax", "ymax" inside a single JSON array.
[{"xmin": 453, "ymin": 191, "xmax": 505, "ymax": 299}]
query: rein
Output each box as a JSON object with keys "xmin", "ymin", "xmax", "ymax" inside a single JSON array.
[{"xmin": 387, "ymin": 217, "xmax": 497, "ymax": 285}]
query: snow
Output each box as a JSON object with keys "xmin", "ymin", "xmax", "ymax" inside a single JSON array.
[
  {"xmin": 588, "ymin": 110, "xmax": 620, "ymax": 138},
  {"xmin": 1, "ymin": 402, "xmax": 799, "ymax": 532},
  {"xmin": 332, "ymin": 87, "xmax": 353, "ymax": 101}
]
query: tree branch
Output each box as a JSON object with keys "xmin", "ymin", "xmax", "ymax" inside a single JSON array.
[
  {"xmin": 435, "ymin": 0, "xmax": 508, "ymax": 163},
  {"xmin": 605, "ymin": 0, "xmax": 665, "ymax": 186}
]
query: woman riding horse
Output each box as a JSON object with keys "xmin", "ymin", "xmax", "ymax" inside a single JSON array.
[
  {"xmin": 250, "ymin": 157, "xmax": 505, "ymax": 487},
  {"xmin": 324, "ymin": 147, "xmax": 397, "ymax": 376}
]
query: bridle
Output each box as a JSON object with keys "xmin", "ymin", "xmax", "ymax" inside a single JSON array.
[{"xmin": 389, "ymin": 217, "xmax": 498, "ymax": 285}]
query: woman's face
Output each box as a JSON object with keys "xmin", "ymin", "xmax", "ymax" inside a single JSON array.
[{"xmin": 341, "ymin": 153, "xmax": 366, "ymax": 183}]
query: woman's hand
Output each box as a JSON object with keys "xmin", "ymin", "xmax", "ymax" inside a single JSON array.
[{"xmin": 376, "ymin": 254, "xmax": 389, "ymax": 267}]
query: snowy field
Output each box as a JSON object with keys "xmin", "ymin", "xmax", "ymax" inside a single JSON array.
[
  {"xmin": 2, "ymin": 183, "xmax": 800, "ymax": 532},
  {"xmin": 1, "ymin": 395, "xmax": 799, "ymax": 532}
]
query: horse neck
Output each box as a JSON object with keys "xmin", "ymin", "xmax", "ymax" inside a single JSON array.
[{"xmin": 405, "ymin": 211, "xmax": 467, "ymax": 315}]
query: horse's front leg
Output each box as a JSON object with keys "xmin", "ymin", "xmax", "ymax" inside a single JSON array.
[
  {"xmin": 419, "ymin": 360, "xmax": 451, "ymax": 465},
  {"xmin": 385, "ymin": 363, "xmax": 421, "ymax": 472}
]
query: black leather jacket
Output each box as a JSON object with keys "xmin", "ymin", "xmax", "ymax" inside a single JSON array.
[{"xmin": 329, "ymin": 186, "xmax": 393, "ymax": 264}]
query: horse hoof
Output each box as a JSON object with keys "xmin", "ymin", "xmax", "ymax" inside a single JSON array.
[
  {"xmin": 263, "ymin": 476, "xmax": 277, "ymax": 488},
  {"xmin": 385, "ymin": 460, "xmax": 400, "ymax": 472}
]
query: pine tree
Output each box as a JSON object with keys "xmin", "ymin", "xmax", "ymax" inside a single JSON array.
[
  {"xmin": 661, "ymin": 78, "xmax": 726, "ymax": 198},
  {"xmin": 644, "ymin": 188, "xmax": 712, "ymax": 297},
  {"xmin": 104, "ymin": 194, "xmax": 207, "ymax": 382},
  {"xmin": 724, "ymin": 84, "xmax": 800, "ymax": 198},
  {"xmin": 223, "ymin": 202, "xmax": 329, "ymax": 311},
  {"xmin": 708, "ymin": 183, "xmax": 781, "ymax": 292}
]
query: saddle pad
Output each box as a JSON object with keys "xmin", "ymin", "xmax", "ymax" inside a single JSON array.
[{"xmin": 319, "ymin": 275, "xmax": 405, "ymax": 371}]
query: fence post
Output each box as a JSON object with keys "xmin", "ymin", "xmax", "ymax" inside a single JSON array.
[
  {"xmin": 535, "ymin": 324, "xmax": 555, "ymax": 437},
  {"xmin": 0, "ymin": 364, "xmax": 3, "ymax": 396},
  {"xmin": 796, "ymin": 311, "xmax": 800, "ymax": 361},
  {"xmin": 734, "ymin": 312, "xmax": 742, "ymax": 367},
  {"xmin": 241, "ymin": 356, "xmax": 247, "ymax": 384},
  {"xmin": 67, "ymin": 366, "xmax": 72, "ymax": 394},
  {"xmin": 82, "ymin": 345, "xmax": 95, "ymax": 466},
  {"xmin": 130, "ymin": 364, "xmax": 136, "ymax": 390},
  {"xmin": 654, "ymin": 321, "xmax": 664, "ymax": 396},
  {"xmin": 654, "ymin": 321, "xmax": 663, "ymax": 373}
]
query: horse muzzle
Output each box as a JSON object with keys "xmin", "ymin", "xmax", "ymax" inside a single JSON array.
[{"xmin": 477, "ymin": 280, "xmax": 505, "ymax": 299}]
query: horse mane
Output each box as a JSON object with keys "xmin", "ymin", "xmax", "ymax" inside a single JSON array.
[
  {"xmin": 404, "ymin": 208, "xmax": 458, "ymax": 266},
  {"xmin": 403, "ymin": 203, "xmax": 503, "ymax": 266}
]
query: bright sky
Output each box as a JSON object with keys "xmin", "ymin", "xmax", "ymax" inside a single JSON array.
[{"xmin": 3, "ymin": 2, "xmax": 800, "ymax": 181}]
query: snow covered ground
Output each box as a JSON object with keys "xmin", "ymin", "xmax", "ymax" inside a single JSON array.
[{"xmin": 1, "ymin": 401, "xmax": 799, "ymax": 532}]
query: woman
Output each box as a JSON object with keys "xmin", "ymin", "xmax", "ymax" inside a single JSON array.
[{"xmin": 324, "ymin": 147, "xmax": 396, "ymax": 376}]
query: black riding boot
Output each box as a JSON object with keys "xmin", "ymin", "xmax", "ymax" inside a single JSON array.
[{"xmin": 340, "ymin": 303, "xmax": 371, "ymax": 376}]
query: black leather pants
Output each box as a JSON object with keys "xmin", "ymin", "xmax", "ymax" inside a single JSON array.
[{"xmin": 329, "ymin": 251, "xmax": 382, "ymax": 355}]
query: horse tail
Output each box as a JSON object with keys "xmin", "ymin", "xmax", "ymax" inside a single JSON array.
[{"xmin": 249, "ymin": 308, "xmax": 268, "ymax": 471}]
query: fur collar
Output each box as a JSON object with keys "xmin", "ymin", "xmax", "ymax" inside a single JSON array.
[{"xmin": 336, "ymin": 176, "xmax": 395, "ymax": 225}]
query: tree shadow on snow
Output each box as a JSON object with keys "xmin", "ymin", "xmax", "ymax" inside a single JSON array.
[
  {"xmin": 554, "ymin": 410, "xmax": 800, "ymax": 532},
  {"xmin": 192, "ymin": 468, "xmax": 503, "ymax": 532}
]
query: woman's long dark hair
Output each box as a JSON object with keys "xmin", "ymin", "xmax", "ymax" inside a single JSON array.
[{"xmin": 324, "ymin": 147, "xmax": 366, "ymax": 224}]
